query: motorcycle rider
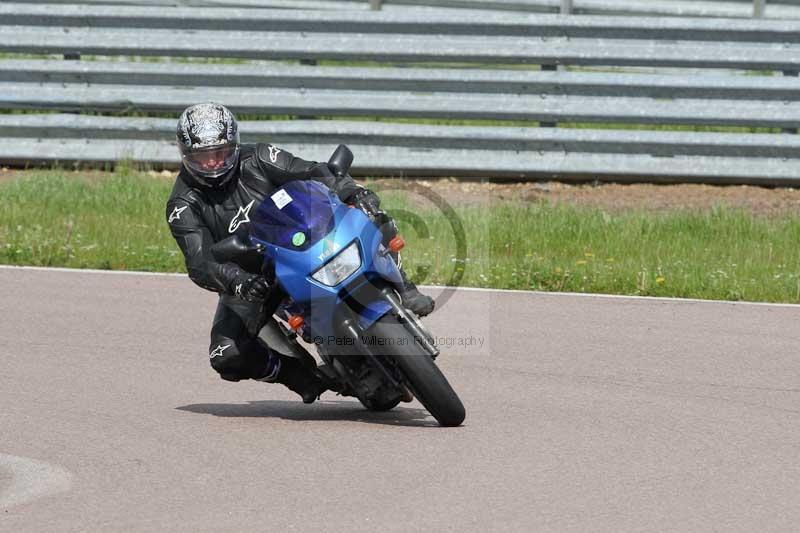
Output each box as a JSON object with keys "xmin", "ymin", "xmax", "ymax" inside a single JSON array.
[{"xmin": 166, "ymin": 102, "xmax": 434, "ymax": 404}]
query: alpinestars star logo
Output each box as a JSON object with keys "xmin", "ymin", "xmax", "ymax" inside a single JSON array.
[
  {"xmin": 209, "ymin": 344, "xmax": 231, "ymax": 359},
  {"xmin": 168, "ymin": 205, "xmax": 188, "ymax": 223},
  {"xmin": 234, "ymin": 283, "xmax": 243, "ymax": 297},
  {"xmin": 268, "ymin": 145, "xmax": 282, "ymax": 163},
  {"xmin": 228, "ymin": 200, "xmax": 255, "ymax": 233}
]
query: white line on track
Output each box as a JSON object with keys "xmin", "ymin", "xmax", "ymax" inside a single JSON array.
[
  {"xmin": 0, "ymin": 264, "xmax": 185, "ymax": 278},
  {"xmin": 2, "ymin": 264, "xmax": 799, "ymax": 309},
  {"xmin": 0, "ymin": 454, "xmax": 72, "ymax": 509}
]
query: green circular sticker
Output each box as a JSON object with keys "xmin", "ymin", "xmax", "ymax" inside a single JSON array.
[{"xmin": 292, "ymin": 232, "xmax": 306, "ymax": 247}]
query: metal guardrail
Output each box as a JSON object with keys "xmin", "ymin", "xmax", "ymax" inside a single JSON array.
[
  {"xmin": 4, "ymin": 115, "xmax": 800, "ymax": 158},
  {"xmin": 342, "ymin": 0, "xmax": 800, "ymax": 19},
  {"xmin": 2, "ymin": 4, "xmax": 800, "ymax": 184},
  {"xmin": 4, "ymin": 5, "xmax": 800, "ymax": 40},
  {"xmin": 9, "ymin": 0, "xmax": 800, "ymax": 19},
  {"xmin": 3, "ymin": 27, "xmax": 800, "ymax": 70},
  {"xmin": 2, "ymin": 138, "xmax": 798, "ymax": 185},
  {"xmin": 3, "ymin": 59, "xmax": 797, "ymax": 100},
  {"xmin": 3, "ymin": 83, "xmax": 799, "ymax": 128},
  {"xmin": 368, "ymin": 0, "xmax": 800, "ymax": 19},
  {"xmin": 5, "ymin": 0, "xmax": 374, "ymax": 10}
]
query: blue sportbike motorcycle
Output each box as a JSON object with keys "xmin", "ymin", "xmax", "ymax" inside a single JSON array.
[{"xmin": 211, "ymin": 146, "xmax": 465, "ymax": 427}]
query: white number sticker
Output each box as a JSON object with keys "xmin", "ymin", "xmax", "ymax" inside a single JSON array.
[{"xmin": 271, "ymin": 189, "xmax": 293, "ymax": 209}]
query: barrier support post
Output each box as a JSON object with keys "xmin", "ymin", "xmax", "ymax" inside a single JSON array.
[
  {"xmin": 540, "ymin": 64, "xmax": 558, "ymax": 127},
  {"xmin": 783, "ymin": 69, "xmax": 798, "ymax": 133}
]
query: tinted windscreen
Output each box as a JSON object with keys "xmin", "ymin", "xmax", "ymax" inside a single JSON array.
[{"xmin": 250, "ymin": 181, "xmax": 336, "ymax": 250}]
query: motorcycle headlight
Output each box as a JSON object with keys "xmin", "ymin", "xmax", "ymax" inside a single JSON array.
[{"xmin": 311, "ymin": 241, "xmax": 361, "ymax": 287}]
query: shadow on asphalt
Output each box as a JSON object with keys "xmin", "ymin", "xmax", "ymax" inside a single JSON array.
[{"xmin": 176, "ymin": 400, "xmax": 438, "ymax": 427}]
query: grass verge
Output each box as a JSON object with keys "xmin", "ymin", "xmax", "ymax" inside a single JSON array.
[{"xmin": 1, "ymin": 170, "xmax": 799, "ymax": 303}]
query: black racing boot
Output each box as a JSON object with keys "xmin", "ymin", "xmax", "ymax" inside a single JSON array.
[
  {"xmin": 399, "ymin": 266, "xmax": 435, "ymax": 317},
  {"xmin": 272, "ymin": 356, "xmax": 327, "ymax": 404}
]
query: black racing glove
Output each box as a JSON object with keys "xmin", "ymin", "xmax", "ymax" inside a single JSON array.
[
  {"xmin": 349, "ymin": 188, "xmax": 398, "ymax": 245},
  {"xmin": 348, "ymin": 188, "xmax": 381, "ymax": 216},
  {"xmin": 234, "ymin": 275, "xmax": 270, "ymax": 303}
]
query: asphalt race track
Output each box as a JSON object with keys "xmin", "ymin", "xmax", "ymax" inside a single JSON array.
[{"xmin": 2, "ymin": 266, "xmax": 800, "ymax": 532}]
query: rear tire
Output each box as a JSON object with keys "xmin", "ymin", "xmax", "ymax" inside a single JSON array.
[{"xmin": 366, "ymin": 314, "xmax": 465, "ymax": 427}]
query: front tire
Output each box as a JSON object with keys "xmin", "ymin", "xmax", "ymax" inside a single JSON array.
[{"xmin": 367, "ymin": 315, "xmax": 465, "ymax": 427}]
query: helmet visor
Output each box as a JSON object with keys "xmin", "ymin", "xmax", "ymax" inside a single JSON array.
[{"xmin": 182, "ymin": 144, "xmax": 240, "ymax": 179}]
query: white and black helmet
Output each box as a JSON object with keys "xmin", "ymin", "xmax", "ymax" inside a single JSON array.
[{"xmin": 177, "ymin": 102, "xmax": 240, "ymax": 187}]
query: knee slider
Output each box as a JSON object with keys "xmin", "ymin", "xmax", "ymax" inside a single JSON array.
[{"xmin": 209, "ymin": 341, "xmax": 245, "ymax": 381}]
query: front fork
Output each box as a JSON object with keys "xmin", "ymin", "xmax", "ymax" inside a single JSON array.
[
  {"xmin": 377, "ymin": 287, "xmax": 439, "ymax": 359},
  {"xmin": 329, "ymin": 285, "xmax": 441, "ymax": 402}
]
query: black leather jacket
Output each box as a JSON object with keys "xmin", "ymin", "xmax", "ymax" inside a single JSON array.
[{"xmin": 166, "ymin": 143, "xmax": 361, "ymax": 295}]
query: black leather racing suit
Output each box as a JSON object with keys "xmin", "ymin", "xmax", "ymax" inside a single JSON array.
[{"xmin": 165, "ymin": 143, "xmax": 361, "ymax": 382}]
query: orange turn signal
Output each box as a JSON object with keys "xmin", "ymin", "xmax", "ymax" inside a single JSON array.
[
  {"xmin": 389, "ymin": 236, "xmax": 405, "ymax": 253},
  {"xmin": 288, "ymin": 315, "xmax": 304, "ymax": 330}
]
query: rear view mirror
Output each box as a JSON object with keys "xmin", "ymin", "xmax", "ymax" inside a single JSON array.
[{"xmin": 328, "ymin": 144, "xmax": 354, "ymax": 176}]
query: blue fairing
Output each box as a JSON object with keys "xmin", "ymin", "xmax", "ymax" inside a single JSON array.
[
  {"xmin": 251, "ymin": 180, "xmax": 335, "ymax": 251},
  {"xmin": 249, "ymin": 180, "xmax": 402, "ymax": 334}
]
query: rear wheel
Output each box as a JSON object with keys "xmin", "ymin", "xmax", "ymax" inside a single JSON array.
[{"xmin": 366, "ymin": 314, "xmax": 465, "ymax": 427}]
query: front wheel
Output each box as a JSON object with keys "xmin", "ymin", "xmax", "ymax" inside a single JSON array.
[{"xmin": 367, "ymin": 315, "xmax": 465, "ymax": 427}]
